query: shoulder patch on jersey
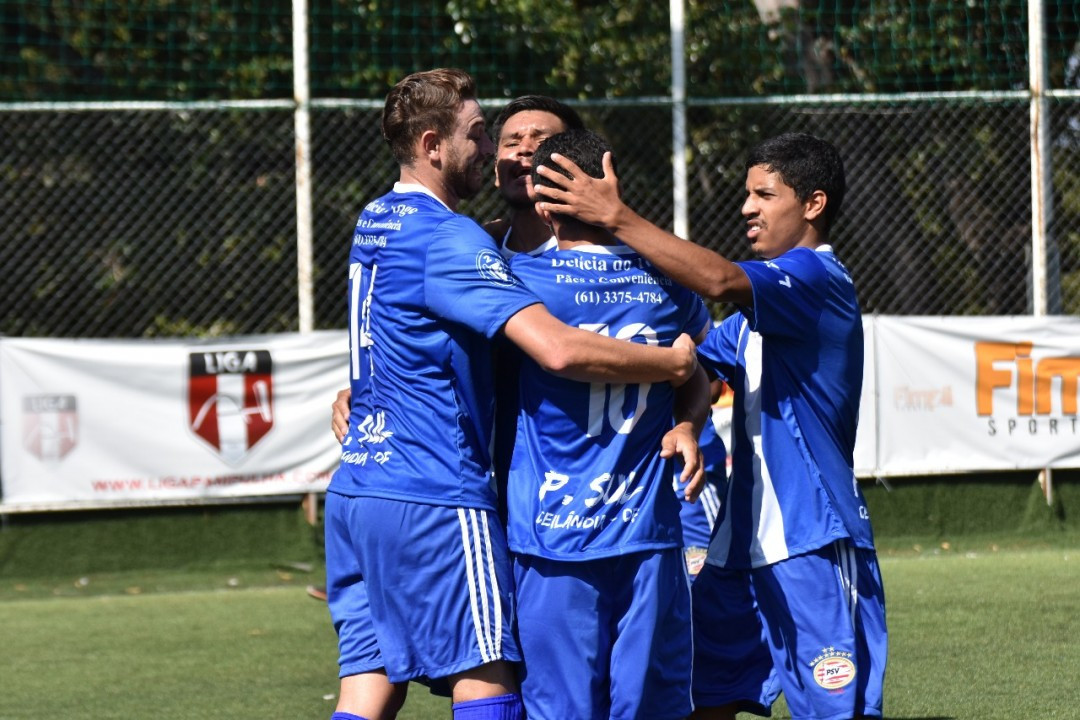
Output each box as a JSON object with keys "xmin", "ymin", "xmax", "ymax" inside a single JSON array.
[{"xmin": 475, "ymin": 248, "xmax": 518, "ymax": 287}]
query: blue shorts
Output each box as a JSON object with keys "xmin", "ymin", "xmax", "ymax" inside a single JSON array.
[
  {"xmin": 324, "ymin": 491, "xmax": 521, "ymax": 684},
  {"xmin": 692, "ymin": 540, "xmax": 887, "ymax": 720},
  {"xmin": 513, "ymin": 549, "xmax": 693, "ymax": 720}
]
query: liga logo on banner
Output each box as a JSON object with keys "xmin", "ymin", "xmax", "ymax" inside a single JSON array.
[
  {"xmin": 188, "ymin": 350, "xmax": 274, "ymax": 465},
  {"xmin": 23, "ymin": 394, "xmax": 78, "ymax": 462}
]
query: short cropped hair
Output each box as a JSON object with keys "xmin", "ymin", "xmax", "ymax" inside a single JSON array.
[
  {"xmin": 745, "ymin": 132, "xmax": 846, "ymax": 229},
  {"xmin": 493, "ymin": 95, "xmax": 585, "ymax": 141},
  {"xmin": 381, "ymin": 68, "xmax": 477, "ymax": 166},
  {"xmin": 532, "ymin": 129, "xmax": 615, "ymax": 225}
]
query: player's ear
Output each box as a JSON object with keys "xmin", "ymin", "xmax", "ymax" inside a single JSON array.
[
  {"xmin": 420, "ymin": 129, "xmax": 441, "ymax": 162},
  {"xmin": 804, "ymin": 189, "xmax": 827, "ymax": 222},
  {"xmin": 534, "ymin": 201, "xmax": 553, "ymax": 226}
]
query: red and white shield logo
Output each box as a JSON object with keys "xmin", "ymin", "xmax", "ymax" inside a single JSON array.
[
  {"xmin": 188, "ymin": 350, "xmax": 273, "ymax": 464},
  {"xmin": 23, "ymin": 395, "xmax": 78, "ymax": 461}
]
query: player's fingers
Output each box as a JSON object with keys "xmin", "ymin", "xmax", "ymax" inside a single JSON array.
[
  {"xmin": 673, "ymin": 332, "xmax": 694, "ymax": 350},
  {"xmin": 659, "ymin": 432, "xmax": 676, "ymax": 459},
  {"xmin": 547, "ymin": 152, "xmax": 587, "ymax": 181},
  {"xmin": 534, "ymin": 163, "xmax": 572, "ymax": 190},
  {"xmin": 332, "ymin": 388, "xmax": 351, "ymax": 442},
  {"xmin": 669, "ymin": 337, "xmax": 697, "ymax": 387},
  {"xmin": 601, "ymin": 151, "xmax": 618, "ymax": 181},
  {"xmin": 679, "ymin": 444, "xmax": 701, "ymax": 483},
  {"xmin": 683, "ymin": 463, "xmax": 706, "ymax": 502},
  {"xmin": 532, "ymin": 181, "xmax": 567, "ymax": 205}
]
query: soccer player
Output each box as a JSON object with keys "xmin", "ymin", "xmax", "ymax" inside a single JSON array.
[
  {"xmin": 535, "ymin": 132, "xmax": 887, "ymax": 720},
  {"xmin": 485, "ymin": 95, "xmax": 586, "ymax": 257},
  {"xmin": 506, "ymin": 128, "xmax": 712, "ymax": 720},
  {"xmin": 325, "ymin": 69, "xmax": 699, "ymax": 720},
  {"xmin": 329, "ymin": 94, "xmax": 585, "ymax": 434},
  {"xmin": 329, "ymin": 94, "xmax": 589, "ymax": 530},
  {"xmin": 483, "ymin": 96, "xmax": 587, "ymax": 523}
]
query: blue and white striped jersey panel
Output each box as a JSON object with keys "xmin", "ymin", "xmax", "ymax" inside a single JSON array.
[
  {"xmin": 742, "ymin": 327, "xmax": 790, "ymax": 565},
  {"xmin": 699, "ymin": 245, "xmax": 875, "ymax": 570}
]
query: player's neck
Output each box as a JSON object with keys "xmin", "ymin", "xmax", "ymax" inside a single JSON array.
[
  {"xmin": 554, "ymin": 222, "xmax": 615, "ymax": 250},
  {"xmin": 504, "ymin": 208, "xmax": 553, "ymax": 253},
  {"xmin": 398, "ymin": 166, "xmax": 459, "ymax": 211}
]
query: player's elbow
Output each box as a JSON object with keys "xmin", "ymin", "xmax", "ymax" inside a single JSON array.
[
  {"xmin": 698, "ymin": 267, "xmax": 750, "ymax": 303},
  {"xmin": 529, "ymin": 339, "xmax": 577, "ymax": 375}
]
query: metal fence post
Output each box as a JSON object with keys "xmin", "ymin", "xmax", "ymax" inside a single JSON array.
[
  {"xmin": 294, "ymin": 0, "xmax": 315, "ymax": 335},
  {"xmin": 670, "ymin": 0, "xmax": 689, "ymax": 240}
]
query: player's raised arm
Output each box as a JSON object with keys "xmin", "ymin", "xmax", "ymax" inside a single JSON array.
[
  {"xmin": 535, "ymin": 152, "xmax": 752, "ymax": 306},
  {"xmin": 502, "ymin": 303, "xmax": 697, "ymax": 386}
]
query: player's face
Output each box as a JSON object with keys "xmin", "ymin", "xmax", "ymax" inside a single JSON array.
[
  {"xmin": 494, "ymin": 110, "xmax": 569, "ymax": 209},
  {"xmin": 444, "ymin": 99, "xmax": 495, "ymax": 202},
  {"xmin": 741, "ymin": 164, "xmax": 816, "ymax": 259}
]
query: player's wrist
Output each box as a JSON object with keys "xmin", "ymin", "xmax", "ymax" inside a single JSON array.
[{"xmin": 668, "ymin": 347, "xmax": 696, "ymax": 387}]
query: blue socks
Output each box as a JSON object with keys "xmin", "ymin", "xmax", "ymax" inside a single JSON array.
[
  {"xmin": 451, "ymin": 693, "xmax": 525, "ymax": 720},
  {"xmin": 330, "ymin": 693, "xmax": 524, "ymax": 720}
]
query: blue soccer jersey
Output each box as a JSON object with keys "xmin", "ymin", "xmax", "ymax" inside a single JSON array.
[
  {"xmin": 698, "ymin": 245, "xmax": 873, "ymax": 569},
  {"xmin": 328, "ymin": 183, "xmax": 540, "ymax": 511},
  {"xmin": 491, "ymin": 230, "xmax": 557, "ymax": 525},
  {"xmin": 507, "ymin": 244, "xmax": 710, "ymax": 560}
]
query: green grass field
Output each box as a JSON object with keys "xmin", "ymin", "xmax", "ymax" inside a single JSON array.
[
  {"xmin": 3, "ymin": 546, "xmax": 1079, "ymax": 718},
  {"xmin": 2, "ymin": 477, "xmax": 1079, "ymax": 719}
]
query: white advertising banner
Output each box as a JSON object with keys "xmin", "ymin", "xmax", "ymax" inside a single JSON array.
[
  {"xmin": 2, "ymin": 317, "xmax": 1077, "ymax": 508},
  {"xmin": 853, "ymin": 316, "xmax": 878, "ymax": 477},
  {"xmin": 866, "ymin": 315, "xmax": 1080, "ymax": 475},
  {"xmin": 1, "ymin": 331, "xmax": 348, "ymax": 509}
]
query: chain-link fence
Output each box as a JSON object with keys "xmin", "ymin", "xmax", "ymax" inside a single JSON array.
[{"xmin": 2, "ymin": 2, "xmax": 1079, "ymax": 337}]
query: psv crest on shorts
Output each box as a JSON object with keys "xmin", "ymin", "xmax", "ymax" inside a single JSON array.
[
  {"xmin": 809, "ymin": 647, "xmax": 856, "ymax": 690},
  {"xmin": 188, "ymin": 350, "xmax": 273, "ymax": 464},
  {"xmin": 23, "ymin": 394, "xmax": 78, "ymax": 461}
]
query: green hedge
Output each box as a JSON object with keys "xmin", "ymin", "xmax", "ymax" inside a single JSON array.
[{"xmin": 1, "ymin": 471, "xmax": 1077, "ymax": 579}]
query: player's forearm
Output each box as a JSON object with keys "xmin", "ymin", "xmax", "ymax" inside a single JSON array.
[
  {"xmin": 503, "ymin": 304, "xmax": 694, "ymax": 384},
  {"xmin": 610, "ymin": 209, "xmax": 749, "ymax": 303},
  {"xmin": 553, "ymin": 329, "xmax": 695, "ymax": 384},
  {"xmin": 673, "ymin": 366, "xmax": 710, "ymax": 436}
]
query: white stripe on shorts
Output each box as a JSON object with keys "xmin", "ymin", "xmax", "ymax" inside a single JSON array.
[
  {"xmin": 833, "ymin": 539, "xmax": 859, "ymax": 627},
  {"xmin": 480, "ymin": 510, "xmax": 504, "ymax": 654},
  {"xmin": 457, "ymin": 508, "xmax": 501, "ymax": 664}
]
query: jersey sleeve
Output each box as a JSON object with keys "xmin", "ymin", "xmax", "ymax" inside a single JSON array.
[
  {"xmin": 424, "ymin": 215, "xmax": 541, "ymax": 338},
  {"xmin": 682, "ymin": 292, "xmax": 711, "ymax": 341},
  {"xmin": 696, "ymin": 313, "xmax": 741, "ymax": 384},
  {"xmin": 737, "ymin": 249, "xmax": 827, "ymax": 338}
]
